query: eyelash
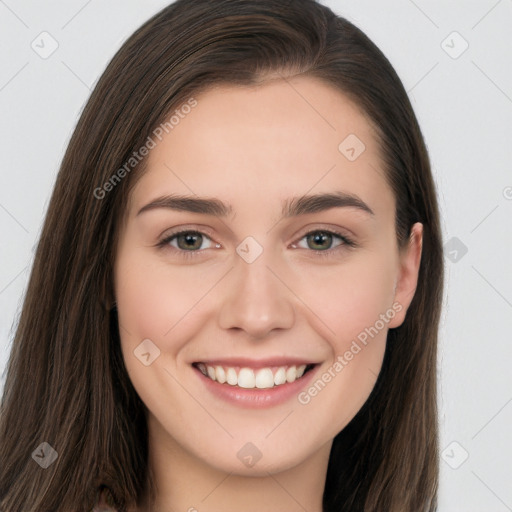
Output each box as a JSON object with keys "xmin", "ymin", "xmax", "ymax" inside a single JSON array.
[{"xmin": 157, "ymin": 228, "xmax": 356, "ymax": 260}]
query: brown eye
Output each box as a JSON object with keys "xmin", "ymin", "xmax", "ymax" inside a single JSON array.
[
  {"xmin": 305, "ymin": 231, "xmax": 336, "ymax": 250},
  {"xmin": 175, "ymin": 232, "xmax": 204, "ymax": 251},
  {"xmin": 295, "ymin": 230, "xmax": 350, "ymax": 251},
  {"xmin": 159, "ymin": 230, "xmax": 215, "ymax": 252},
  {"xmin": 291, "ymin": 229, "xmax": 356, "ymax": 259}
]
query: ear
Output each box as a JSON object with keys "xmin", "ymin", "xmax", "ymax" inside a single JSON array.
[{"xmin": 388, "ymin": 222, "xmax": 423, "ymax": 328}]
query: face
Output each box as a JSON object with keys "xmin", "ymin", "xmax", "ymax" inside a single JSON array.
[{"xmin": 114, "ymin": 76, "xmax": 422, "ymax": 477}]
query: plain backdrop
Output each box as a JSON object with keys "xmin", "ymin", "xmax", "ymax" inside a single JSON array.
[{"xmin": 1, "ymin": 1, "xmax": 511, "ymax": 510}]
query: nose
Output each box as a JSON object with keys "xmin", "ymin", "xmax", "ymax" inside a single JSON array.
[{"xmin": 217, "ymin": 252, "xmax": 295, "ymax": 340}]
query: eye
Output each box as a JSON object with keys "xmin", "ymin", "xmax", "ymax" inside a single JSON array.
[
  {"xmin": 156, "ymin": 227, "xmax": 356, "ymax": 260},
  {"xmin": 292, "ymin": 229, "xmax": 355, "ymax": 254},
  {"xmin": 158, "ymin": 230, "xmax": 217, "ymax": 253}
]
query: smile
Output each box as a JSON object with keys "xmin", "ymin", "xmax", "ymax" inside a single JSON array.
[
  {"xmin": 194, "ymin": 362, "xmax": 315, "ymax": 389},
  {"xmin": 192, "ymin": 359, "xmax": 320, "ymax": 408}
]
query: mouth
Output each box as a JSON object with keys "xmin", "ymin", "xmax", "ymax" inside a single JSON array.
[{"xmin": 192, "ymin": 362, "xmax": 317, "ymax": 389}]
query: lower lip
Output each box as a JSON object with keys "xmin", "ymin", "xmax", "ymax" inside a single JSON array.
[{"xmin": 193, "ymin": 365, "xmax": 319, "ymax": 409}]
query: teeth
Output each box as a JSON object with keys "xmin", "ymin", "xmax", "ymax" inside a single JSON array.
[
  {"xmin": 226, "ymin": 367, "xmax": 238, "ymax": 386},
  {"xmin": 255, "ymin": 368, "xmax": 274, "ymax": 389},
  {"xmin": 286, "ymin": 366, "xmax": 297, "ymax": 383},
  {"xmin": 297, "ymin": 364, "xmax": 307, "ymax": 378},
  {"xmin": 238, "ymin": 368, "xmax": 255, "ymax": 388},
  {"xmin": 274, "ymin": 367, "xmax": 287, "ymax": 385},
  {"xmin": 215, "ymin": 365, "xmax": 226, "ymax": 384},
  {"xmin": 198, "ymin": 363, "xmax": 310, "ymax": 389}
]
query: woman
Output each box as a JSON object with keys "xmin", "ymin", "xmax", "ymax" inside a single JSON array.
[{"xmin": 0, "ymin": 0, "xmax": 444, "ymax": 511}]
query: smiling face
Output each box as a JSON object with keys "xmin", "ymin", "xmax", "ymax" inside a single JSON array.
[{"xmin": 113, "ymin": 76, "xmax": 422, "ymax": 480}]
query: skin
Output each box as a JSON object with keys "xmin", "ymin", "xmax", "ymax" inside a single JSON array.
[{"xmin": 114, "ymin": 76, "xmax": 423, "ymax": 512}]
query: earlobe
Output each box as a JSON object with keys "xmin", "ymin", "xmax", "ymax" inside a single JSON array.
[{"xmin": 388, "ymin": 222, "xmax": 423, "ymax": 329}]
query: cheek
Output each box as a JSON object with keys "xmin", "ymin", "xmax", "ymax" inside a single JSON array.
[
  {"xmin": 113, "ymin": 251, "xmax": 210, "ymax": 413},
  {"xmin": 114, "ymin": 250, "xmax": 212, "ymax": 351},
  {"xmin": 115, "ymin": 262, "xmax": 171, "ymax": 345},
  {"xmin": 290, "ymin": 251, "xmax": 397, "ymax": 345},
  {"xmin": 288, "ymin": 253, "xmax": 396, "ymax": 426}
]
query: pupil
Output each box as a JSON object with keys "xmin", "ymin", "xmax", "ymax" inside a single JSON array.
[
  {"xmin": 309, "ymin": 232, "xmax": 331, "ymax": 250},
  {"xmin": 179, "ymin": 233, "xmax": 201, "ymax": 250}
]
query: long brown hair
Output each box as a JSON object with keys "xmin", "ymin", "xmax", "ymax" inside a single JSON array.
[{"xmin": 0, "ymin": 1, "xmax": 444, "ymax": 510}]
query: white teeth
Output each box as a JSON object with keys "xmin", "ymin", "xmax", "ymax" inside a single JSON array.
[
  {"xmin": 238, "ymin": 368, "xmax": 256, "ymax": 388},
  {"xmin": 215, "ymin": 365, "xmax": 226, "ymax": 384},
  {"xmin": 274, "ymin": 367, "xmax": 287, "ymax": 386},
  {"xmin": 285, "ymin": 366, "xmax": 297, "ymax": 383},
  {"xmin": 198, "ymin": 363, "xmax": 311, "ymax": 389},
  {"xmin": 255, "ymin": 368, "xmax": 274, "ymax": 389},
  {"xmin": 226, "ymin": 367, "xmax": 238, "ymax": 386}
]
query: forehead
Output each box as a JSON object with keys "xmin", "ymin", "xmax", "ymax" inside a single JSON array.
[{"xmin": 131, "ymin": 76, "xmax": 394, "ymax": 218}]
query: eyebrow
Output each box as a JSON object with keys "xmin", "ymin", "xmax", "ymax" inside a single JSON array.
[{"xmin": 136, "ymin": 191, "xmax": 375, "ymax": 218}]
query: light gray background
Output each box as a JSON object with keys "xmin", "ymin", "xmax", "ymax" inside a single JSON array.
[{"xmin": 1, "ymin": 1, "xmax": 511, "ymax": 510}]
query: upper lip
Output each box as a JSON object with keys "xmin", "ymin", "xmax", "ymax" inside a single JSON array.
[{"xmin": 193, "ymin": 357, "xmax": 319, "ymax": 368}]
